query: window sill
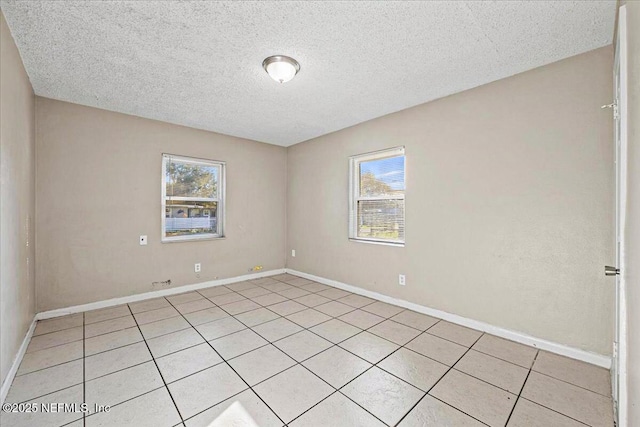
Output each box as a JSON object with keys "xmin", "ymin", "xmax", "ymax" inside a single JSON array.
[
  {"xmin": 162, "ymin": 235, "xmax": 226, "ymax": 243},
  {"xmin": 348, "ymin": 238, "xmax": 404, "ymax": 247}
]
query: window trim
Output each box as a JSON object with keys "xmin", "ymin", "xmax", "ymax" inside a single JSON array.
[
  {"xmin": 161, "ymin": 153, "xmax": 226, "ymax": 243},
  {"xmin": 349, "ymin": 146, "xmax": 405, "ymax": 247}
]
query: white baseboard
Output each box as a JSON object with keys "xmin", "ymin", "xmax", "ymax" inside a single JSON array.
[
  {"xmin": 30, "ymin": 266, "xmax": 610, "ymax": 370},
  {"xmin": 2, "ymin": 269, "xmax": 284, "ymax": 403},
  {"xmin": 286, "ymin": 269, "xmax": 611, "ymax": 369},
  {"xmin": 1, "ymin": 317, "xmax": 37, "ymax": 404},
  {"xmin": 36, "ymin": 269, "xmax": 285, "ymax": 320}
]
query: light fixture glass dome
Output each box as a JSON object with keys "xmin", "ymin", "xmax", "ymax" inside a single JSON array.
[{"xmin": 262, "ymin": 55, "xmax": 300, "ymax": 83}]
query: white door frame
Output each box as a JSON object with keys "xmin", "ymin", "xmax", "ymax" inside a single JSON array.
[{"xmin": 612, "ymin": 4, "xmax": 628, "ymax": 426}]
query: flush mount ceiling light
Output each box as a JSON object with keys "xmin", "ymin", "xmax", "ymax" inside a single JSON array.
[{"xmin": 262, "ymin": 55, "xmax": 300, "ymax": 83}]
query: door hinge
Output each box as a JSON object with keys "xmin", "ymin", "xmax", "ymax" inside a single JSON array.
[
  {"xmin": 605, "ymin": 265, "xmax": 620, "ymax": 276},
  {"xmin": 601, "ymin": 102, "xmax": 619, "ymax": 119}
]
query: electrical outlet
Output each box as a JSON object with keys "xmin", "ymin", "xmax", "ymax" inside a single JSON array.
[
  {"xmin": 139, "ymin": 235, "xmax": 147, "ymax": 245},
  {"xmin": 399, "ymin": 274, "xmax": 406, "ymax": 286},
  {"xmin": 291, "ymin": 249, "xmax": 296, "ymax": 257},
  {"xmin": 194, "ymin": 263, "xmax": 201, "ymax": 273}
]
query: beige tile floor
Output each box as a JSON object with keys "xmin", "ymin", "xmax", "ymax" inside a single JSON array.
[{"xmin": 1, "ymin": 273, "xmax": 614, "ymax": 427}]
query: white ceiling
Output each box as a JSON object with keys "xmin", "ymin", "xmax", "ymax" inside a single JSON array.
[{"xmin": 1, "ymin": 1, "xmax": 616, "ymax": 146}]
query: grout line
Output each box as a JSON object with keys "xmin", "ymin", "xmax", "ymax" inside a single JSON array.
[
  {"xmin": 139, "ymin": 324, "xmax": 193, "ymax": 341},
  {"xmin": 516, "ymin": 396, "xmax": 593, "ymax": 426},
  {"xmin": 449, "ymin": 366, "xmax": 520, "ymax": 396},
  {"xmin": 471, "ymin": 347, "xmax": 536, "ymax": 370},
  {"xmin": 20, "ymin": 306, "xmax": 465, "ymax": 383},
  {"xmin": 504, "ymin": 358, "xmax": 535, "ymax": 426},
  {"xmin": 83, "ymin": 314, "xmax": 132, "ymax": 326},
  {"xmin": 15, "ymin": 354, "xmax": 85, "ymax": 378},
  {"xmin": 129, "ymin": 302, "xmax": 176, "ymax": 315},
  {"xmin": 311, "ymin": 352, "xmax": 410, "ymax": 424},
  {"xmin": 148, "ymin": 340, "xmax": 205, "ymax": 361},
  {"xmin": 125, "ymin": 304, "xmax": 185, "ymax": 423},
  {"xmin": 291, "ymin": 388, "xmax": 390, "ymax": 427},
  {"xmin": 25, "ymin": 279, "xmax": 362, "ymax": 351},
  {"xmin": 82, "ymin": 385, "xmax": 165, "ymax": 421},
  {"xmin": 23, "ymin": 313, "xmax": 400, "ymax": 424},
  {"xmin": 158, "ymin": 358, "xmax": 226, "ymax": 386},
  {"xmin": 6, "ymin": 277, "xmax": 352, "ymax": 418},
  {"xmin": 85, "ymin": 357, "xmax": 153, "ymax": 383},
  {"xmin": 508, "ymin": 349, "xmax": 606, "ymax": 426},
  {"xmin": 9, "ymin": 383, "xmax": 84, "ymax": 406},
  {"xmin": 162, "ymin": 295, "xmax": 288, "ymax": 426},
  {"xmin": 84, "ymin": 308, "xmax": 132, "ymax": 324},
  {"xmin": 134, "ymin": 313, "xmax": 183, "ymax": 327},
  {"xmin": 429, "ymin": 395, "xmax": 492, "ymax": 426},
  {"xmin": 60, "ymin": 417, "xmax": 86, "ymax": 427},
  {"xmin": 30, "ymin": 324, "xmax": 83, "ymax": 339},
  {"xmin": 238, "ymin": 281, "xmax": 419, "ymax": 425},
  {"xmin": 283, "ymin": 390, "xmax": 340, "ymax": 425},
  {"xmin": 25, "ymin": 337, "xmax": 84, "ymax": 354},
  {"xmin": 254, "ymin": 341, "xmax": 389, "ymax": 426},
  {"xmin": 84, "ymin": 333, "xmax": 144, "ymax": 357},
  {"xmin": 504, "ymin": 350, "xmax": 539, "ymax": 425},
  {"xmin": 84, "ymin": 321, "xmax": 137, "ymax": 340},
  {"xmin": 13, "ymin": 274, "xmax": 608, "ymax": 427},
  {"xmin": 292, "ymin": 363, "xmax": 384, "ymax": 425},
  {"xmin": 189, "ymin": 278, "xmax": 391, "ymax": 425},
  {"xmin": 393, "ymin": 332, "xmax": 486, "ymax": 426},
  {"xmin": 207, "ymin": 340, "xmax": 273, "ymax": 366},
  {"xmin": 26, "ymin": 321, "xmax": 137, "ymax": 355},
  {"xmin": 286, "ymin": 337, "xmax": 405, "ymax": 427},
  {"xmin": 177, "ymin": 387, "xmax": 258, "ymax": 425},
  {"xmin": 532, "ymin": 370, "xmax": 614, "ymax": 398}
]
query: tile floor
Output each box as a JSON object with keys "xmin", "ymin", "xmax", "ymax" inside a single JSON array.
[{"xmin": 1, "ymin": 273, "xmax": 615, "ymax": 427}]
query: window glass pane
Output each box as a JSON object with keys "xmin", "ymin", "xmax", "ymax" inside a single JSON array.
[
  {"xmin": 165, "ymin": 200, "xmax": 218, "ymax": 237},
  {"xmin": 166, "ymin": 159, "xmax": 218, "ymax": 199},
  {"xmin": 359, "ymin": 155, "xmax": 405, "ymax": 197},
  {"xmin": 357, "ymin": 199, "xmax": 404, "ymax": 241}
]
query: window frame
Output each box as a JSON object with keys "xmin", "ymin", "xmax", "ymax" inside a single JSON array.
[
  {"xmin": 349, "ymin": 146, "xmax": 405, "ymax": 247},
  {"xmin": 161, "ymin": 153, "xmax": 226, "ymax": 243}
]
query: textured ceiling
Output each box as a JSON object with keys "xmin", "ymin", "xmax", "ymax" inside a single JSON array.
[{"xmin": 1, "ymin": 1, "xmax": 616, "ymax": 146}]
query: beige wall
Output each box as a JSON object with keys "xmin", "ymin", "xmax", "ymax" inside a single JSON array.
[
  {"xmin": 623, "ymin": 1, "xmax": 639, "ymax": 423},
  {"xmin": 287, "ymin": 46, "xmax": 615, "ymax": 355},
  {"xmin": 35, "ymin": 98, "xmax": 287, "ymax": 311},
  {"xmin": 14, "ymin": 14, "xmax": 618, "ymax": 364},
  {"xmin": 0, "ymin": 12, "xmax": 36, "ymax": 385}
]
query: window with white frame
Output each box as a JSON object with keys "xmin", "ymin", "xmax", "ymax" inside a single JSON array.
[
  {"xmin": 349, "ymin": 147, "xmax": 405, "ymax": 245},
  {"xmin": 162, "ymin": 154, "xmax": 225, "ymax": 242}
]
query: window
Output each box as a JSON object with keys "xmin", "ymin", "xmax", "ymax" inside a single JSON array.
[
  {"xmin": 162, "ymin": 154, "xmax": 225, "ymax": 242},
  {"xmin": 349, "ymin": 147, "xmax": 405, "ymax": 245}
]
